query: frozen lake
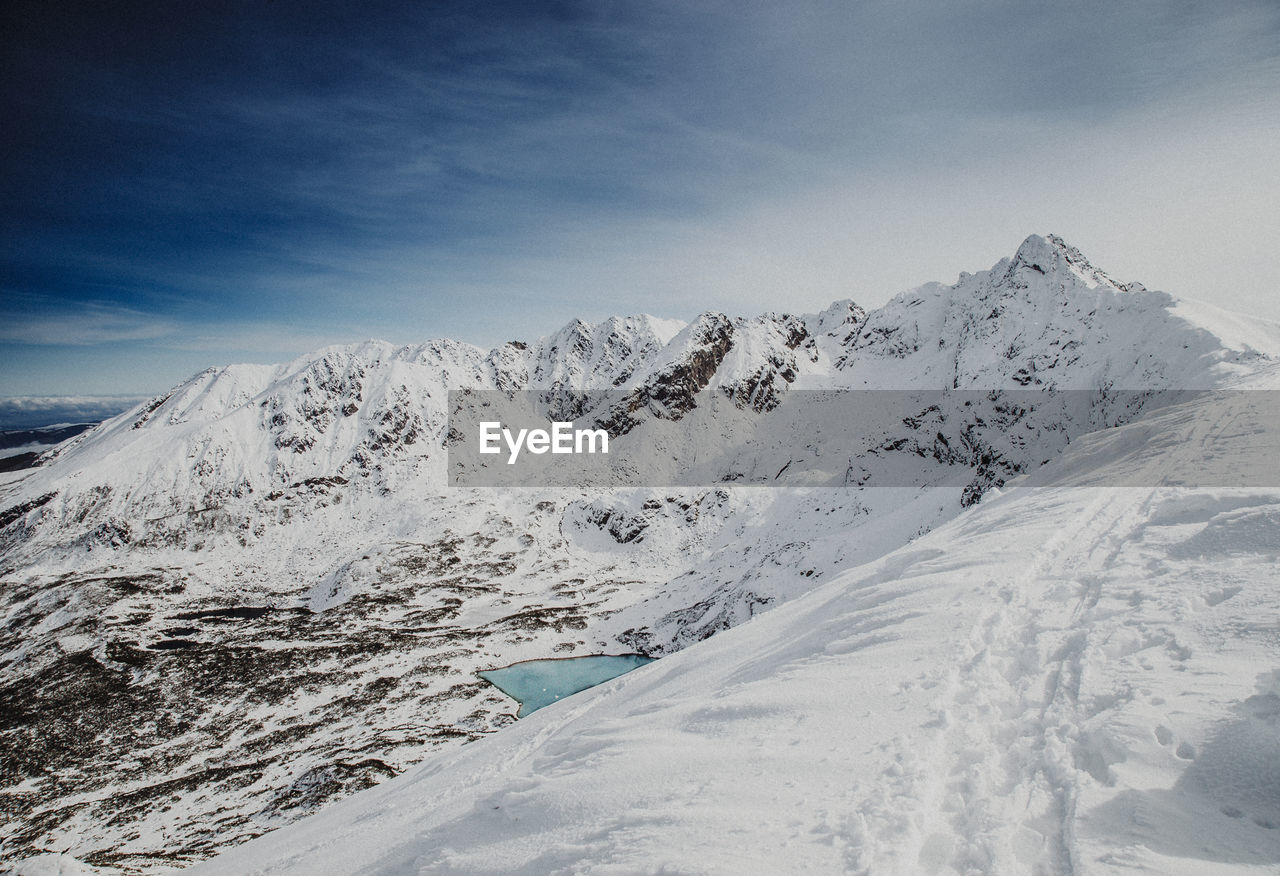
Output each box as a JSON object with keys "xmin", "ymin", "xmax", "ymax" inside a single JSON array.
[{"xmin": 478, "ymin": 654, "xmax": 656, "ymax": 717}]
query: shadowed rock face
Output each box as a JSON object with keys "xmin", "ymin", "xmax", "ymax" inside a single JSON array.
[{"xmin": 596, "ymin": 314, "xmax": 737, "ymax": 436}]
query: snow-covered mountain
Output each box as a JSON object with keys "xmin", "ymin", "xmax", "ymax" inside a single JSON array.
[
  {"xmin": 3, "ymin": 235, "xmax": 1278, "ymax": 873},
  {"xmin": 192, "ymin": 373, "xmax": 1280, "ymax": 875}
]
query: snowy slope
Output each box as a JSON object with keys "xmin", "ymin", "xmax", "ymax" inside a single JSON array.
[
  {"xmin": 825, "ymin": 234, "xmax": 1278, "ymax": 390},
  {"xmin": 195, "ymin": 369, "xmax": 1280, "ymax": 875},
  {"xmin": 3, "ymin": 235, "xmax": 1279, "ymax": 872}
]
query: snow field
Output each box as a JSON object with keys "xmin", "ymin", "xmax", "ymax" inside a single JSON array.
[{"xmin": 195, "ymin": 472, "xmax": 1280, "ymax": 873}]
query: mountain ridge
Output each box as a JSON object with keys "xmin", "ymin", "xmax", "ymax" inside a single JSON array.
[
  {"xmin": 3, "ymin": 234, "xmax": 1279, "ymax": 872},
  {"xmin": 194, "ymin": 379, "xmax": 1280, "ymax": 874}
]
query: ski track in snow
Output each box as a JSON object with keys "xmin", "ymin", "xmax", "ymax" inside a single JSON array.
[
  {"xmin": 194, "ymin": 365, "xmax": 1280, "ymax": 872},
  {"xmin": 194, "ymin": 479, "xmax": 1280, "ymax": 874}
]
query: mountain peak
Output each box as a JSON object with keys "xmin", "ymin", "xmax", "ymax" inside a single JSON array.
[
  {"xmin": 1011, "ymin": 232, "xmax": 1055, "ymax": 266},
  {"xmin": 1005, "ymin": 233, "xmax": 1120, "ymax": 291}
]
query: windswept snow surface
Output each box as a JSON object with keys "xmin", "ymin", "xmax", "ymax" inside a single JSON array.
[{"xmin": 198, "ymin": 374, "xmax": 1280, "ymax": 874}]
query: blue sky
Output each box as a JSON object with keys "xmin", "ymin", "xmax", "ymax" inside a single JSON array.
[{"xmin": 3, "ymin": 0, "xmax": 1279, "ymax": 409}]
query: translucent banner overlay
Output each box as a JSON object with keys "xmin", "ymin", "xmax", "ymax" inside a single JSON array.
[{"xmin": 446, "ymin": 390, "xmax": 1280, "ymax": 489}]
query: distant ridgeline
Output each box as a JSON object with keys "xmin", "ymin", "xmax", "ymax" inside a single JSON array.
[{"xmin": 0, "ymin": 423, "xmax": 98, "ymax": 472}]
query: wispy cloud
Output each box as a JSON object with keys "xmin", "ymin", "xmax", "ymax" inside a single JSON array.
[
  {"xmin": 0, "ymin": 297, "xmax": 179, "ymax": 346},
  {"xmin": 3, "ymin": 0, "xmax": 1279, "ymax": 393},
  {"xmin": 0, "ymin": 395, "xmax": 148, "ymax": 412},
  {"xmin": 175, "ymin": 322, "xmax": 393, "ymax": 358}
]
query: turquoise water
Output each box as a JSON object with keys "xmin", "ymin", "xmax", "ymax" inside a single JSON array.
[{"xmin": 478, "ymin": 654, "xmax": 656, "ymax": 717}]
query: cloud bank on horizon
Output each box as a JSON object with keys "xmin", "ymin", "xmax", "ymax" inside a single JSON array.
[
  {"xmin": 0, "ymin": 396, "xmax": 148, "ymax": 431},
  {"xmin": 2, "ymin": 0, "xmax": 1278, "ymax": 398}
]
